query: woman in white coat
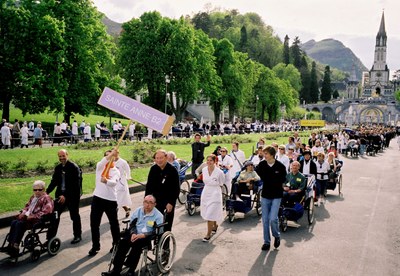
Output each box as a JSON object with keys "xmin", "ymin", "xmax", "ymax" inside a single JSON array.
[
  {"xmin": 20, "ymin": 123, "xmax": 29, "ymax": 148},
  {"xmin": 200, "ymin": 154, "xmax": 225, "ymax": 242},
  {"xmin": 218, "ymin": 147, "xmax": 234, "ymax": 194}
]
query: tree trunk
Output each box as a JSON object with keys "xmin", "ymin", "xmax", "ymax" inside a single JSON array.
[
  {"xmin": 228, "ymin": 101, "xmax": 235, "ymax": 121},
  {"xmin": 1, "ymin": 96, "xmax": 11, "ymax": 122}
]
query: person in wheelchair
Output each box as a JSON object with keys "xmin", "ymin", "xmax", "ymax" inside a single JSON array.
[
  {"xmin": 102, "ymin": 195, "xmax": 163, "ymax": 276},
  {"xmin": 282, "ymin": 161, "xmax": 306, "ymax": 207},
  {"xmin": 235, "ymin": 161, "xmax": 260, "ymax": 201},
  {"xmin": 5, "ymin": 180, "xmax": 54, "ymax": 257},
  {"xmin": 327, "ymin": 152, "xmax": 342, "ymax": 184}
]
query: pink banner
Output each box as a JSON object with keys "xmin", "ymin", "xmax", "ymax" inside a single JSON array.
[{"xmin": 98, "ymin": 87, "xmax": 174, "ymax": 136}]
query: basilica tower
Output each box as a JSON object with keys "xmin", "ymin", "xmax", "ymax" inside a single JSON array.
[{"xmin": 362, "ymin": 11, "xmax": 393, "ymax": 98}]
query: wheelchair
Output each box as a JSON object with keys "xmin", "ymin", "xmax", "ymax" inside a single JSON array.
[
  {"xmin": 107, "ymin": 213, "xmax": 176, "ymax": 275},
  {"xmin": 0, "ymin": 211, "xmax": 61, "ymax": 262},
  {"xmin": 177, "ymin": 161, "xmax": 192, "ymax": 204},
  {"xmin": 278, "ymin": 174, "xmax": 316, "ymax": 232},
  {"xmin": 325, "ymin": 160, "xmax": 343, "ymax": 196},
  {"xmin": 184, "ymin": 176, "xmax": 228, "ymax": 216},
  {"xmin": 226, "ymin": 179, "xmax": 262, "ymax": 223}
]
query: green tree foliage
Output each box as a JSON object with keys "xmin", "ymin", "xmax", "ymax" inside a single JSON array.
[
  {"xmin": 213, "ymin": 38, "xmax": 245, "ymax": 122},
  {"xmin": 299, "ymin": 56, "xmax": 311, "ymax": 104},
  {"xmin": 0, "ymin": 0, "xmax": 65, "ymax": 120},
  {"xmin": 191, "ymin": 11, "xmax": 212, "ymax": 34},
  {"xmin": 192, "ymin": 10, "xmax": 283, "ymax": 68},
  {"xmin": 283, "ymin": 35, "xmax": 290, "ymax": 65},
  {"xmin": 320, "ymin": 65, "xmax": 333, "ymax": 102},
  {"xmin": 53, "ymin": 0, "xmax": 117, "ymax": 124},
  {"xmin": 309, "ymin": 61, "xmax": 319, "ymax": 103},
  {"xmin": 290, "ymin": 36, "xmax": 303, "ymax": 69},
  {"xmin": 332, "ymin": 89, "xmax": 340, "ymax": 99},
  {"xmin": 272, "ymin": 63, "xmax": 302, "ymax": 92}
]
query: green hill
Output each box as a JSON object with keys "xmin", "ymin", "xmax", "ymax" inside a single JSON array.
[
  {"xmin": 301, "ymin": 39, "xmax": 367, "ymax": 80},
  {"xmin": 101, "ymin": 15, "xmax": 122, "ymax": 37}
]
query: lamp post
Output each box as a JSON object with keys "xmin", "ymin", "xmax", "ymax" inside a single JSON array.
[
  {"xmin": 165, "ymin": 75, "xmax": 170, "ymax": 114},
  {"xmin": 255, "ymin": 95, "xmax": 259, "ymax": 122}
]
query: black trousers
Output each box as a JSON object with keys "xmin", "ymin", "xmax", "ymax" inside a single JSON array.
[
  {"xmin": 47, "ymin": 198, "xmax": 82, "ymax": 240},
  {"xmin": 191, "ymin": 162, "xmax": 202, "ymax": 178},
  {"xmin": 112, "ymin": 236, "xmax": 150, "ymax": 273},
  {"xmin": 90, "ymin": 196, "xmax": 120, "ymax": 249}
]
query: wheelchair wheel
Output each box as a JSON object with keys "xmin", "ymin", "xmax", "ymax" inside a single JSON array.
[
  {"xmin": 186, "ymin": 201, "xmax": 196, "ymax": 216},
  {"xmin": 228, "ymin": 208, "xmax": 235, "ymax": 223},
  {"xmin": 279, "ymin": 216, "xmax": 288, "ymax": 232},
  {"xmin": 47, "ymin": 237, "xmax": 61, "ymax": 256},
  {"xmin": 338, "ymin": 175, "xmax": 343, "ymax": 195},
  {"xmin": 156, "ymin": 231, "xmax": 176, "ymax": 274},
  {"xmin": 256, "ymin": 189, "xmax": 262, "ymax": 216},
  {"xmin": 307, "ymin": 198, "xmax": 315, "ymax": 224},
  {"xmin": 30, "ymin": 248, "xmax": 41, "ymax": 262},
  {"xmin": 178, "ymin": 180, "xmax": 190, "ymax": 204},
  {"xmin": 221, "ymin": 184, "xmax": 228, "ymax": 210},
  {"xmin": 23, "ymin": 233, "xmax": 38, "ymax": 250}
]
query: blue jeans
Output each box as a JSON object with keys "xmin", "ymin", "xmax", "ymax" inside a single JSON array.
[
  {"xmin": 360, "ymin": 144, "xmax": 366, "ymax": 155},
  {"xmin": 261, "ymin": 197, "xmax": 281, "ymax": 245}
]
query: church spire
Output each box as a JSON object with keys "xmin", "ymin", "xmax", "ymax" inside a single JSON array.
[{"xmin": 376, "ymin": 11, "xmax": 387, "ymax": 46}]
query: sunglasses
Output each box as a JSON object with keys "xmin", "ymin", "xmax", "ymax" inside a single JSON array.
[
  {"xmin": 220, "ymin": 150, "xmax": 227, "ymax": 153},
  {"xmin": 33, "ymin": 189, "xmax": 43, "ymax": 192}
]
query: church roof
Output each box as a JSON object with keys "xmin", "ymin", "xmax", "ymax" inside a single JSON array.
[{"xmin": 376, "ymin": 11, "xmax": 387, "ymax": 39}]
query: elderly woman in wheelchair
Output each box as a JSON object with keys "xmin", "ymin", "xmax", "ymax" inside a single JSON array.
[
  {"xmin": 103, "ymin": 195, "xmax": 173, "ymax": 276},
  {"xmin": 3, "ymin": 180, "xmax": 54, "ymax": 258}
]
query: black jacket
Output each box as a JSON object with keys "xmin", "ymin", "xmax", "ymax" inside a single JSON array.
[
  {"xmin": 47, "ymin": 160, "xmax": 82, "ymax": 203},
  {"xmin": 145, "ymin": 162, "xmax": 180, "ymax": 211},
  {"xmin": 299, "ymin": 159, "xmax": 317, "ymax": 177},
  {"xmin": 256, "ymin": 160, "xmax": 287, "ymax": 199},
  {"xmin": 191, "ymin": 141, "xmax": 210, "ymax": 163}
]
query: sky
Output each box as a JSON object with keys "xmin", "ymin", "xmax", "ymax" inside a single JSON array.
[{"xmin": 92, "ymin": 0, "xmax": 400, "ymax": 73}]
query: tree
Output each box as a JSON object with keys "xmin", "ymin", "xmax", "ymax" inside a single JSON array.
[
  {"xmin": 191, "ymin": 11, "xmax": 212, "ymax": 33},
  {"xmin": 309, "ymin": 61, "xmax": 319, "ymax": 103},
  {"xmin": 272, "ymin": 63, "xmax": 302, "ymax": 92},
  {"xmin": 332, "ymin": 89, "xmax": 340, "ymax": 99},
  {"xmin": 283, "ymin": 35, "xmax": 290, "ymax": 65},
  {"xmin": 0, "ymin": 0, "xmax": 65, "ymax": 120},
  {"xmin": 299, "ymin": 56, "xmax": 311, "ymax": 104},
  {"xmin": 320, "ymin": 65, "xmax": 333, "ymax": 102},
  {"xmin": 239, "ymin": 25, "xmax": 248, "ymax": 53},
  {"xmin": 213, "ymin": 38, "xmax": 245, "ymax": 121},
  {"xmin": 290, "ymin": 36, "xmax": 302, "ymax": 69}
]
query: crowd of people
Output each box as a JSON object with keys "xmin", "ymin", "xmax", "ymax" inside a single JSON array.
[{"xmin": 1, "ymin": 124, "xmax": 399, "ymax": 274}]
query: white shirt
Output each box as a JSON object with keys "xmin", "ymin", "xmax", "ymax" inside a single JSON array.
[
  {"xmin": 93, "ymin": 157, "xmax": 120, "ymax": 201},
  {"xmin": 315, "ymin": 160, "xmax": 329, "ymax": 180},
  {"xmin": 230, "ymin": 149, "xmax": 246, "ymax": 177},
  {"xmin": 276, "ymin": 154, "xmax": 290, "ymax": 172},
  {"xmin": 84, "ymin": 125, "xmax": 91, "ymax": 140},
  {"xmin": 72, "ymin": 122, "xmax": 78, "ymax": 135},
  {"xmin": 302, "ymin": 159, "xmax": 311, "ymax": 175}
]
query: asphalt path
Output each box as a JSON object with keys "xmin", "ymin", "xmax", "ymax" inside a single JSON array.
[{"xmin": 0, "ymin": 141, "xmax": 399, "ymax": 276}]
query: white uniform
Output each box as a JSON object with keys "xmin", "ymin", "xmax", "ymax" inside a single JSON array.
[
  {"xmin": 84, "ymin": 125, "xmax": 91, "ymax": 141},
  {"xmin": 20, "ymin": 126, "xmax": 29, "ymax": 146},
  {"xmin": 230, "ymin": 150, "xmax": 246, "ymax": 178},
  {"xmin": 276, "ymin": 154, "xmax": 290, "ymax": 172},
  {"xmin": 115, "ymin": 158, "xmax": 132, "ymax": 208},
  {"xmin": 218, "ymin": 155, "xmax": 234, "ymax": 194},
  {"xmin": 95, "ymin": 123, "xmax": 101, "ymax": 139},
  {"xmin": 93, "ymin": 157, "xmax": 120, "ymax": 201},
  {"xmin": 72, "ymin": 122, "xmax": 78, "ymax": 135},
  {"xmin": 129, "ymin": 123, "xmax": 135, "ymax": 140},
  {"xmin": 200, "ymin": 166, "xmax": 225, "ymax": 223},
  {"xmin": 1, "ymin": 125, "xmax": 11, "ymax": 146}
]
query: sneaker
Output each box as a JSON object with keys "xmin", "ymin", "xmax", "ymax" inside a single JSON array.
[
  {"xmin": 88, "ymin": 247, "xmax": 100, "ymax": 256},
  {"xmin": 261, "ymin": 243, "xmax": 270, "ymax": 251},
  {"xmin": 71, "ymin": 236, "xmax": 82, "ymax": 244},
  {"xmin": 274, "ymin": 237, "xmax": 280, "ymax": 249},
  {"xmin": 211, "ymin": 225, "xmax": 219, "ymax": 235},
  {"xmin": 202, "ymin": 236, "xmax": 211, "ymax": 242}
]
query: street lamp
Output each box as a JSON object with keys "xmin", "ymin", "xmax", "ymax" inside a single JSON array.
[
  {"xmin": 255, "ymin": 95, "xmax": 259, "ymax": 122},
  {"xmin": 165, "ymin": 75, "xmax": 170, "ymax": 114}
]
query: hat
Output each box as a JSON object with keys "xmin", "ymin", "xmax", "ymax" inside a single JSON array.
[
  {"xmin": 245, "ymin": 161, "xmax": 254, "ymax": 167},
  {"xmin": 303, "ymin": 150, "xmax": 311, "ymax": 156}
]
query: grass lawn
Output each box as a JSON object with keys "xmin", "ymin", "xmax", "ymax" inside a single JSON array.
[{"xmin": 0, "ymin": 133, "xmax": 311, "ymax": 214}]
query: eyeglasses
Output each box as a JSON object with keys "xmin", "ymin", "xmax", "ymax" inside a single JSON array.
[
  {"xmin": 220, "ymin": 150, "xmax": 227, "ymax": 153},
  {"xmin": 33, "ymin": 189, "xmax": 43, "ymax": 192}
]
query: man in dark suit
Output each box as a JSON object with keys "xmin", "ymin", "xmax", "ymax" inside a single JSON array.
[
  {"xmin": 145, "ymin": 150, "xmax": 180, "ymax": 232},
  {"xmin": 46, "ymin": 149, "xmax": 82, "ymax": 244},
  {"xmin": 191, "ymin": 133, "xmax": 211, "ymax": 177},
  {"xmin": 299, "ymin": 150, "xmax": 317, "ymax": 177}
]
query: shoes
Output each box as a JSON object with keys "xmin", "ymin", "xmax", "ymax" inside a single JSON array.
[
  {"xmin": 235, "ymin": 196, "xmax": 243, "ymax": 202},
  {"xmin": 101, "ymin": 270, "xmax": 120, "ymax": 276},
  {"xmin": 71, "ymin": 236, "xmax": 82, "ymax": 244},
  {"xmin": 211, "ymin": 225, "xmax": 218, "ymax": 235},
  {"xmin": 261, "ymin": 243, "xmax": 270, "ymax": 251},
  {"xmin": 202, "ymin": 236, "xmax": 211, "ymax": 242},
  {"xmin": 88, "ymin": 247, "xmax": 100, "ymax": 256},
  {"xmin": 274, "ymin": 237, "xmax": 280, "ymax": 249}
]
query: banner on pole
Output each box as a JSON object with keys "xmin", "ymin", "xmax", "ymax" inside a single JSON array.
[{"xmin": 98, "ymin": 87, "xmax": 174, "ymax": 136}]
